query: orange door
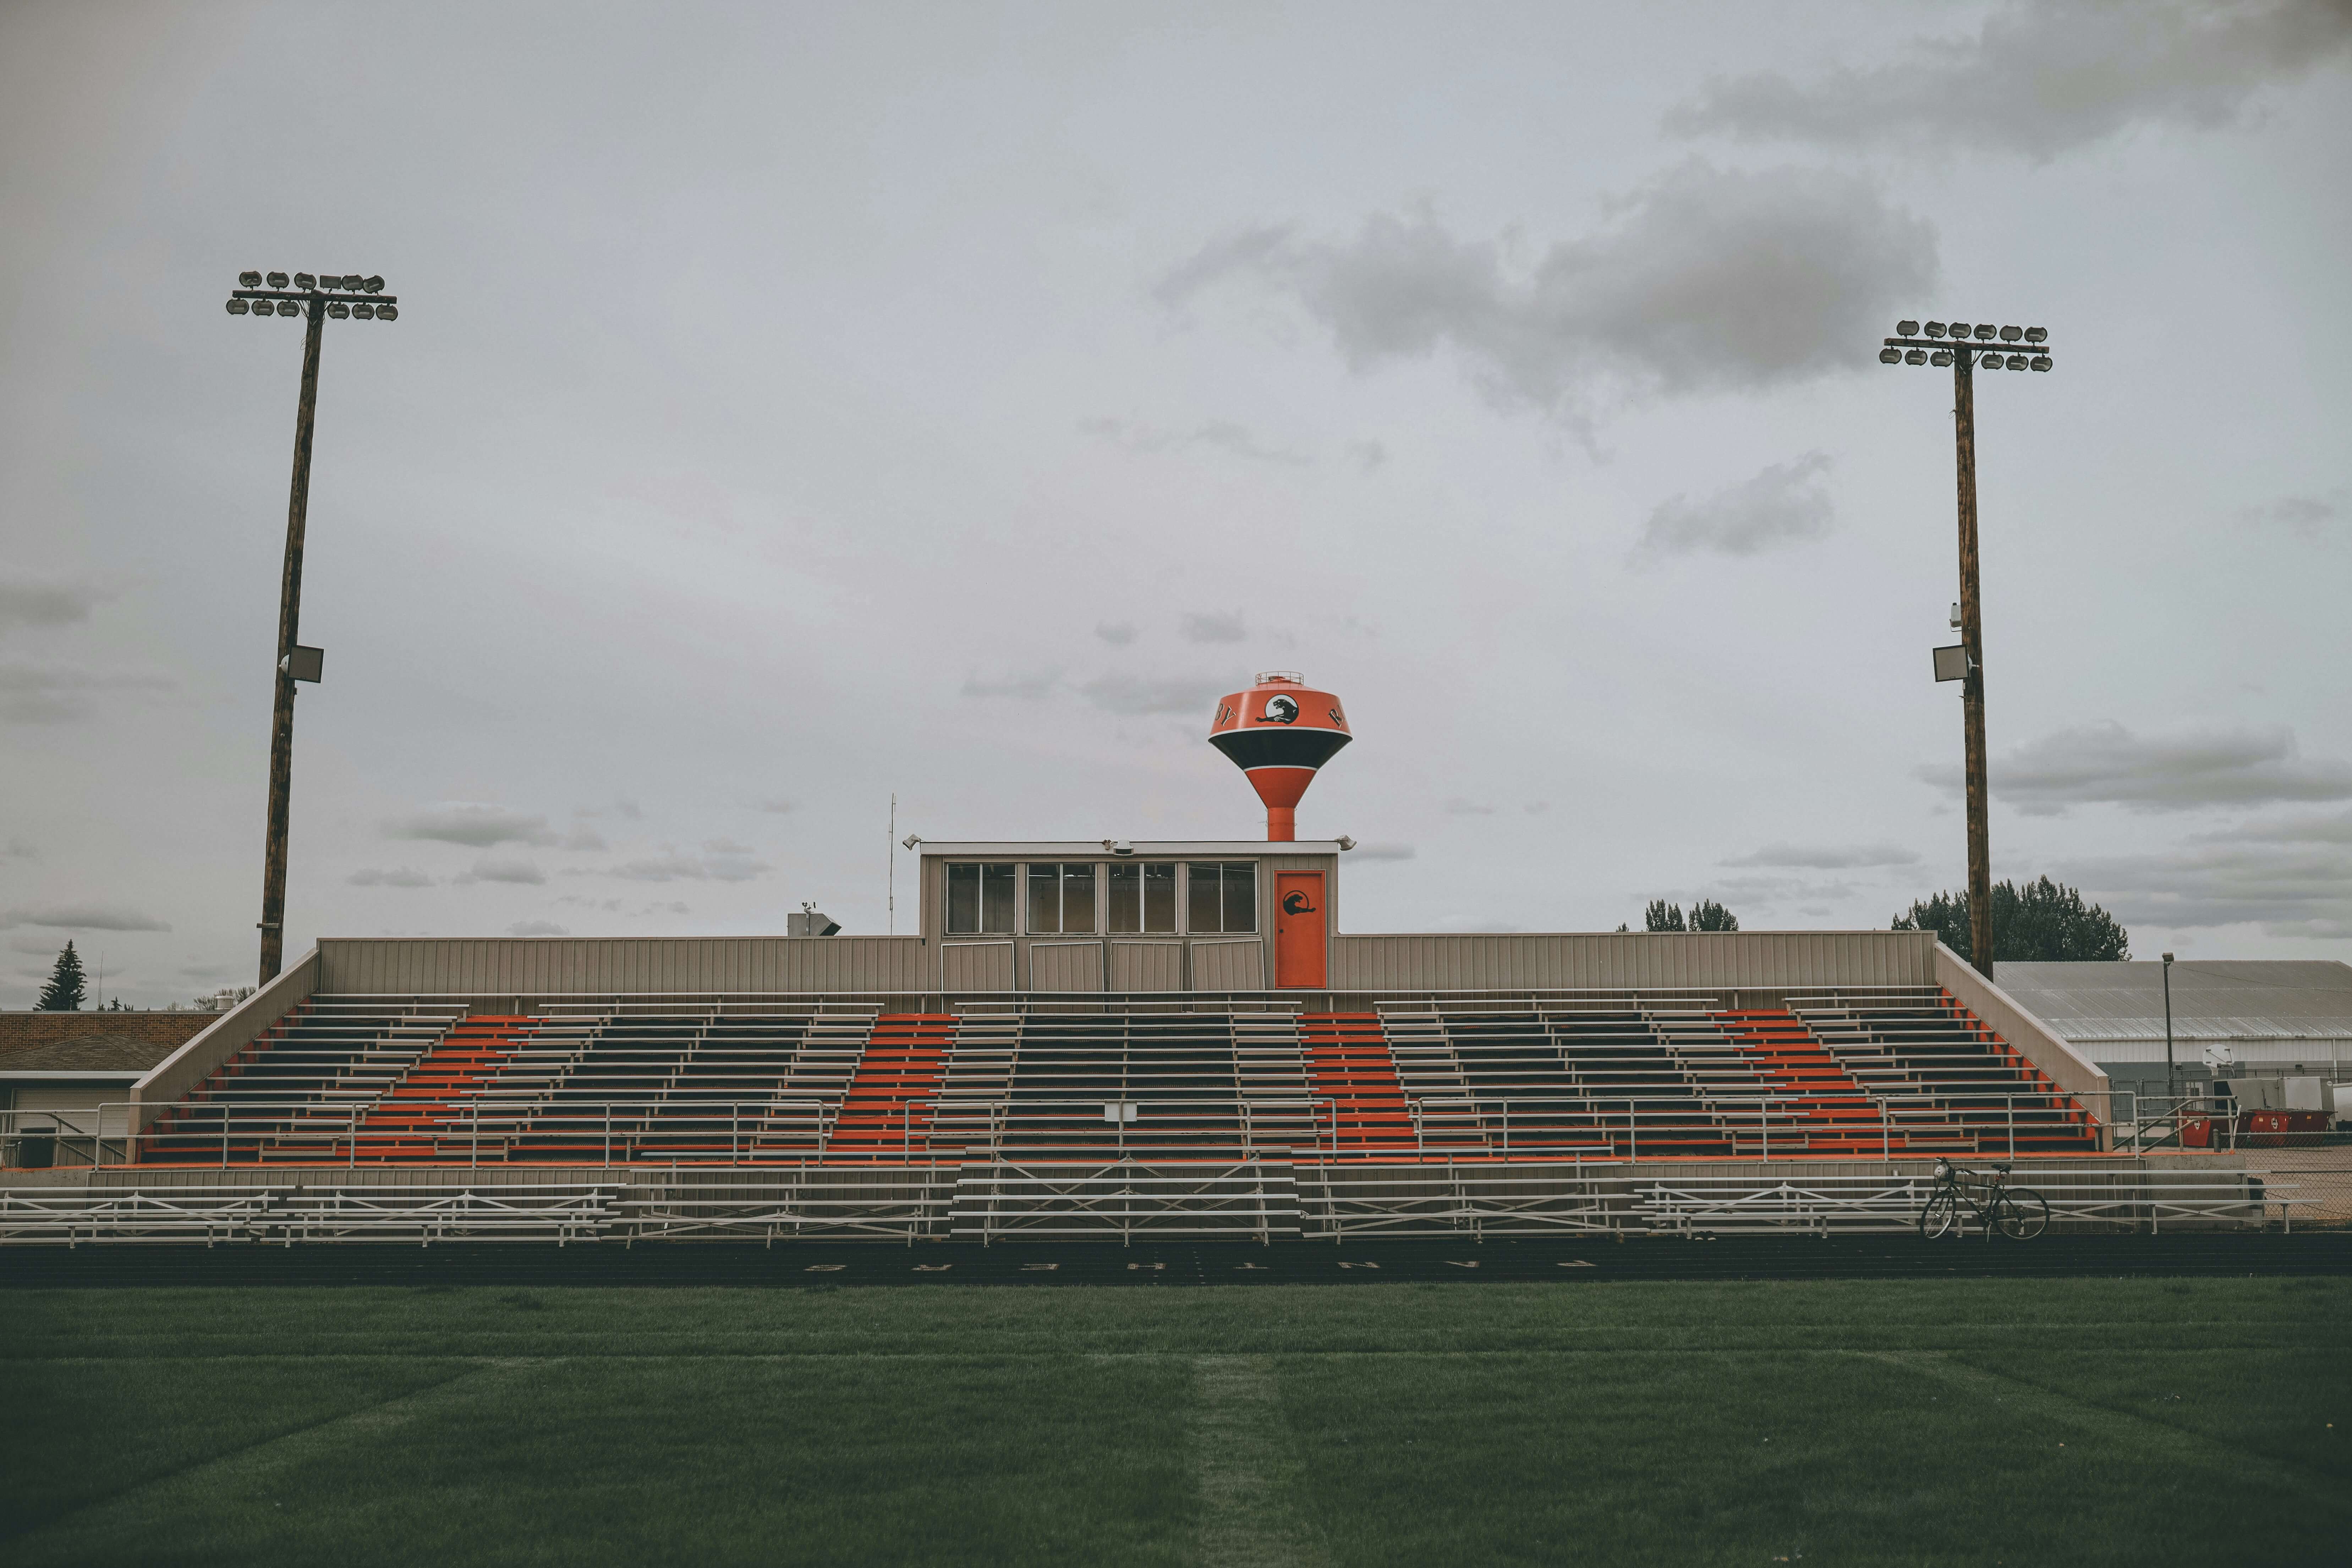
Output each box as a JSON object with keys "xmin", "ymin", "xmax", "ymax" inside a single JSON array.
[{"xmin": 1274, "ymin": 872, "xmax": 1327, "ymax": 988}]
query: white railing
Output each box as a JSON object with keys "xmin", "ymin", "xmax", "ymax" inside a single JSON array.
[
  {"xmin": 0, "ymin": 1184, "xmax": 620, "ymax": 1246},
  {"xmin": 1635, "ymin": 1169, "xmax": 2312, "ymax": 1235},
  {"xmin": 951, "ymin": 1160, "xmax": 1299, "ymax": 1245}
]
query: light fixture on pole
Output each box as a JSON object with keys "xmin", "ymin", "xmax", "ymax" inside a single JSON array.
[
  {"xmin": 1885, "ymin": 317, "xmax": 2055, "ymax": 979},
  {"xmin": 225, "ymin": 268, "xmax": 400, "ymax": 984}
]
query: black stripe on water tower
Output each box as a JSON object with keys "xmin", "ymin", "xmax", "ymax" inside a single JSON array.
[{"xmin": 1208, "ymin": 729, "xmax": 1354, "ymax": 770}]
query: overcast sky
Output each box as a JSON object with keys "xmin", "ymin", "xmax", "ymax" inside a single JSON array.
[{"xmin": 4, "ymin": 0, "xmax": 2349, "ymax": 1005}]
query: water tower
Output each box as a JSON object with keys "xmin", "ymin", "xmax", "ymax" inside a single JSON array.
[{"xmin": 1207, "ymin": 671, "xmax": 1352, "ymax": 841}]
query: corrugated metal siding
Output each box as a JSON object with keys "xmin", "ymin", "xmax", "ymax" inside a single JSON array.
[
  {"xmin": 317, "ymin": 937, "xmax": 925, "ymax": 995},
  {"xmin": 1328, "ymin": 931, "xmax": 1937, "ymax": 992},
  {"xmin": 1030, "ymin": 942, "xmax": 1105, "ymax": 992},
  {"xmin": 1110, "ymin": 941, "xmax": 1183, "ymax": 991},
  {"xmin": 941, "ymin": 942, "xmax": 1014, "ymax": 992},
  {"xmin": 1193, "ymin": 939, "xmax": 1264, "ymax": 991}
]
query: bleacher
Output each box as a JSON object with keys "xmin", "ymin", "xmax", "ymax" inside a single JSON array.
[{"xmin": 123, "ymin": 986, "xmax": 2096, "ymax": 1169}]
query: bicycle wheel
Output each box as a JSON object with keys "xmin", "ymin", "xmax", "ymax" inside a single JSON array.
[
  {"xmin": 1919, "ymin": 1189, "xmax": 1960, "ymax": 1239},
  {"xmin": 1997, "ymin": 1189, "xmax": 2050, "ymax": 1240}
]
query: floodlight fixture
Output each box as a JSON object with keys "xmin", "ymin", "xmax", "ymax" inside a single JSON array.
[
  {"xmin": 1973, "ymin": 324, "xmax": 1996, "ymax": 341},
  {"xmin": 275, "ymin": 300, "xmax": 299, "ymax": 317},
  {"xmin": 1906, "ymin": 348, "xmax": 1928, "ymax": 365},
  {"xmin": 352, "ymin": 303, "xmax": 373, "ymax": 319},
  {"xmin": 1947, "ymin": 320, "xmax": 1970, "ymax": 337},
  {"xmin": 1897, "ymin": 319, "xmax": 1920, "ymax": 336},
  {"xmin": 1881, "ymin": 347, "xmax": 1902, "ymax": 364},
  {"xmin": 327, "ymin": 302, "xmax": 349, "ymax": 319},
  {"xmin": 227, "ymin": 298, "xmax": 250, "ymax": 315},
  {"xmin": 2006, "ymin": 354, "xmax": 2028, "ymax": 371},
  {"xmin": 239, "ymin": 270, "xmax": 263, "ymax": 288},
  {"xmin": 2024, "ymin": 327, "xmax": 2047, "ymax": 344},
  {"xmin": 375, "ymin": 304, "xmax": 396, "ymax": 321},
  {"xmin": 363, "ymin": 275, "xmax": 384, "ymax": 293},
  {"xmin": 2000, "ymin": 325, "xmax": 2022, "ymax": 342},
  {"xmin": 2030, "ymin": 355, "xmax": 2051, "ymax": 372},
  {"xmin": 1931, "ymin": 350, "xmax": 1954, "ymax": 366},
  {"xmin": 902, "ymin": 834, "xmax": 922, "ymax": 850},
  {"xmin": 293, "ymin": 272, "xmax": 316, "ymax": 290},
  {"xmin": 1925, "ymin": 322, "xmax": 1947, "ymax": 338},
  {"xmin": 1932, "ymin": 644, "xmax": 1970, "ymax": 682},
  {"xmin": 266, "ymin": 271, "xmax": 288, "ymax": 288}
]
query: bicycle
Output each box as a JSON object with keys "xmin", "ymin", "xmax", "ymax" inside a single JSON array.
[{"xmin": 1917, "ymin": 1159, "xmax": 2049, "ymax": 1240}]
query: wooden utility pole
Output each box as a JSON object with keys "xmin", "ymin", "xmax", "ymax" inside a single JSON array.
[
  {"xmin": 227, "ymin": 270, "xmax": 397, "ymax": 983},
  {"xmin": 256, "ymin": 297, "xmax": 325, "ymax": 984},
  {"xmin": 1882, "ymin": 318, "xmax": 2050, "ymax": 982},
  {"xmin": 1951, "ymin": 351, "xmax": 1994, "ymax": 981}
]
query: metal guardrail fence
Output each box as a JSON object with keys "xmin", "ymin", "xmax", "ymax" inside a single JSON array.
[
  {"xmin": 0, "ymin": 1184, "xmax": 619, "ymax": 1246},
  {"xmin": 12, "ymin": 1162, "xmax": 2329, "ymax": 1245}
]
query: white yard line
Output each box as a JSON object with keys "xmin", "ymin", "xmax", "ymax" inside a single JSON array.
[{"xmin": 1192, "ymin": 1354, "xmax": 1331, "ymax": 1568}]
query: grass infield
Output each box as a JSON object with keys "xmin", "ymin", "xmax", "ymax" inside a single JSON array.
[{"xmin": 2, "ymin": 1275, "xmax": 2345, "ymax": 1566}]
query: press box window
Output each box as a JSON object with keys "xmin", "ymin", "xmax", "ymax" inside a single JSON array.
[
  {"xmin": 1108, "ymin": 862, "xmax": 1177, "ymax": 934},
  {"xmin": 945, "ymin": 864, "xmax": 1016, "ymax": 934},
  {"xmin": 1186, "ymin": 862, "xmax": 1257, "ymax": 934},
  {"xmin": 1026, "ymin": 862, "xmax": 1096, "ymax": 934}
]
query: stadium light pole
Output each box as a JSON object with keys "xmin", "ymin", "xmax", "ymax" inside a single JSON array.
[
  {"xmin": 225, "ymin": 269, "xmax": 400, "ymax": 984},
  {"xmin": 1884, "ymin": 318, "xmax": 2053, "ymax": 981}
]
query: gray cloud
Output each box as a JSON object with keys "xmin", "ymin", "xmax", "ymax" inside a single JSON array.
[
  {"xmin": 1080, "ymin": 416, "xmax": 1308, "ymax": 466},
  {"xmin": 1161, "ymin": 163, "xmax": 1937, "ymax": 422},
  {"xmin": 2063, "ymin": 838, "xmax": 2352, "ymax": 938},
  {"xmin": 1723, "ymin": 841, "xmax": 1922, "ymax": 869},
  {"xmin": 753, "ymin": 797, "xmax": 795, "ymax": 815},
  {"xmin": 0, "ymin": 576, "xmax": 104, "ymax": 633},
  {"xmin": 1079, "ymin": 675, "xmax": 1226, "ymax": 717},
  {"xmin": 703, "ymin": 837, "xmax": 752, "ymax": 855},
  {"xmin": 458, "ymin": 858, "xmax": 547, "ymax": 886},
  {"xmin": 384, "ymin": 802, "xmax": 561, "ymax": 848},
  {"xmin": 960, "ymin": 671, "xmax": 1059, "ymax": 700},
  {"xmin": 1665, "ymin": 0, "xmax": 2352, "ymax": 161},
  {"xmin": 1709, "ymin": 874, "xmax": 1859, "ymax": 905},
  {"xmin": 0, "ymin": 663, "xmax": 174, "ymax": 724},
  {"xmin": 1094, "ymin": 622, "xmax": 1138, "ymax": 646},
  {"xmin": 1349, "ymin": 842, "xmax": 1417, "ymax": 861},
  {"xmin": 1636, "ymin": 452, "xmax": 1835, "ymax": 561},
  {"xmin": 2205, "ymin": 807, "xmax": 2352, "ymax": 844},
  {"xmin": 1917, "ymin": 721, "xmax": 2352, "ymax": 815},
  {"xmin": 2239, "ymin": 491, "xmax": 2342, "ymax": 536},
  {"xmin": 347, "ymin": 866, "xmax": 434, "ymax": 888},
  {"xmin": 1180, "ymin": 611, "xmax": 1248, "ymax": 644},
  {"xmin": 507, "ymin": 919, "xmax": 569, "ymax": 937},
  {"xmin": 2, "ymin": 838, "xmax": 33, "ymax": 861},
  {"xmin": 0, "ymin": 904, "xmax": 171, "ymax": 932},
  {"xmin": 1348, "ymin": 439, "xmax": 1388, "ymax": 472},
  {"xmin": 561, "ymin": 826, "xmax": 608, "ymax": 851},
  {"xmin": 602, "ymin": 850, "xmax": 769, "ymax": 883},
  {"xmin": 1444, "ymin": 797, "xmax": 1496, "ymax": 816}
]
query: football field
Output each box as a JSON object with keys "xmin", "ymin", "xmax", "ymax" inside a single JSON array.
[{"xmin": 5, "ymin": 1271, "xmax": 2346, "ymax": 1566}]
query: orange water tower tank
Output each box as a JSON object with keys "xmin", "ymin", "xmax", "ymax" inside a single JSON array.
[{"xmin": 1208, "ymin": 671, "xmax": 1352, "ymax": 841}]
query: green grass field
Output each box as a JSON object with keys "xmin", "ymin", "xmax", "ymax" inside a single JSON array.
[{"xmin": 4, "ymin": 1276, "xmax": 2347, "ymax": 1566}]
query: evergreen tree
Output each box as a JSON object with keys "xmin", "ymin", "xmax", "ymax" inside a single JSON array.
[
  {"xmin": 1688, "ymin": 898, "xmax": 1740, "ymax": 932},
  {"xmin": 35, "ymin": 941, "xmax": 86, "ymax": 1011},
  {"xmin": 1891, "ymin": 876, "xmax": 2129, "ymax": 962},
  {"xmin": 1643, "ymin": 899, "xmax": 1685, "ymax": 932}
]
